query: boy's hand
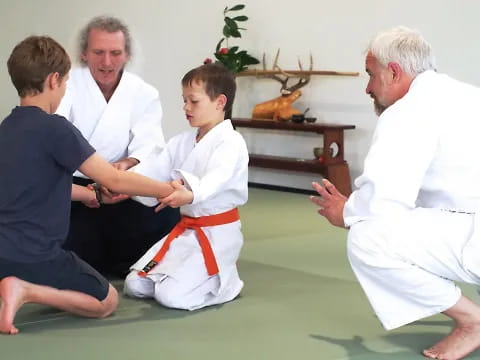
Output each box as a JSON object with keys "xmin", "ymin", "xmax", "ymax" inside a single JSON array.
[
  {"xmin": 81, "ymin": 188, "xmax": 100, "ymax": 208},
  {"xmin": 155, "ymin": 179, "xmax": 193, "ymax": 212},
  {"xmin": 102, "ymin": 192, "xmax": 130, "ymax": 204},
  {"xmin": 112, "ymin": 157, "xmax": 139, "ymax": 171},
  {"xmin": 86, "ymin": 183, "xmax": 130, "ymax": 205},
  {"xmin": 82, "ymin": 191, "xmax": 100, "ymax": 209}
]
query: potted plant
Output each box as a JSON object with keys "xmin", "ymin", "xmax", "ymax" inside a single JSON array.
[{"xmin": 205, "ymin": 4, "xmax": 259, "ymax": 73}]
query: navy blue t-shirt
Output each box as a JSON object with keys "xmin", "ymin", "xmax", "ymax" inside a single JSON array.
[{"xmin": 0, "ymin": 106, "xmax": 95, "ymax": 262}]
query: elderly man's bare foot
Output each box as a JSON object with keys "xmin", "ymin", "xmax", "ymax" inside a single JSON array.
[
  {"xmin": 0, "ymin": 277, "xmax": 27, "ymax": 335},
  {"xmin": 422, "ymin": 323, "xmax": 480, "ymax": 360}
]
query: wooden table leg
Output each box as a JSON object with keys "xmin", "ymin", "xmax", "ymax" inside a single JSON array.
[{"xmin": 324, "ymin": 162, "xmax": 352, "ymax": 196}]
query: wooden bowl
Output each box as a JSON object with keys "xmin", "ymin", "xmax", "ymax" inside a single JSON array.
[
  {"xmin": 313, "ymin": 146, "xmax": 334, "ymax": 159},
  {"xmin": 313, "ymin": 147, "xmax": 324, "ymax": 159}
]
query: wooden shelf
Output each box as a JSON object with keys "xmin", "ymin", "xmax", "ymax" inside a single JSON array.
[
  {"xmin": 236, "ymin": 70, "xmax": 359, "ymax": 77},
  {"xmin": 249, "ymin": 154, "xmax": 329, "ymax": 172},
  {"xmin": 232, "ymin": 118, "xmax": 355, "ymax": 133},
  {"xmin": 232, "ymin": 118, "xmax": 355, "ymax": 195}
]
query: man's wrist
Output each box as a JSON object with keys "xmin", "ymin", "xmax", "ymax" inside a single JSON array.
[{"xmin": 92, "ymin": 183, "xmax": 104, "ymax": 205}]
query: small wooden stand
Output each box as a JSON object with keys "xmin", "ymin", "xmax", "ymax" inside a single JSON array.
[
  {"xmin": 236, "ymin": 70, "xmax": 360, "ymax": 77},
  {"xmin": 232, "ymin": 118, "xmax": 355, "ymax": 196}
]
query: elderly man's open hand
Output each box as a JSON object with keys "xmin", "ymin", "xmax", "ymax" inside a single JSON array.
[{"xmin": 310, "ymin": 179, "xmax": 348, "ymax": 228}]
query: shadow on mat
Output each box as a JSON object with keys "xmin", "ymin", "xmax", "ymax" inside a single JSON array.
[
  {"xmin": 311, "ymin": 332, "xmax": 480, "ymax": 359},
  {"xmin": 14, "ymin": 293, "xmax": 231, "ymax": 334},
  {"xmin": 309, "ymin": 333, "xmax": 455, "ymax": 359}
]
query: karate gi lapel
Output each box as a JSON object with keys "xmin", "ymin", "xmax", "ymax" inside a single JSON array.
[
  {"xmin": 86, "ymin": 69, "xmax": 133, "ymax": 161},
  {"xmin": 177, "ymin": 120, "xmax": 230, "ymax": 177}
]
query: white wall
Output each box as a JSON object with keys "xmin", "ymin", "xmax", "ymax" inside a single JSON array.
[{"xmin": 2, "ymin": 0, "xmax": 480, "ymax": 190}]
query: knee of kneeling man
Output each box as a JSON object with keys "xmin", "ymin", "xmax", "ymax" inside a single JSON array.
[{"xmin": 347, "ymin": 220, "xmax": 389, "ymax": 260}]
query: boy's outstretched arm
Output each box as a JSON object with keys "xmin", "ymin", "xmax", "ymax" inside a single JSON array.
[
  {"xmin": 71, "ymin": 184, "xmax": 99, "ymax": 208},
  {"xmin": 78, "ymin": 153, "xmax": 175, "ymax": 199}
]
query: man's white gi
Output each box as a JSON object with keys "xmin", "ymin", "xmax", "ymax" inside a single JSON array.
[
  {"xmin": 56, "ymin": 67, "xmax": 165, "ymax": 176},
  {"xmin": 124, "ymin": 120, "xmax": 249, "ymax": 310},
  {"xmin": 344, "ymin": 70, "xmax": 480, "ymax": 330}
]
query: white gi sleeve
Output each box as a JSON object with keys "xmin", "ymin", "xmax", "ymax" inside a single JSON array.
[
  {"xmin": 344, "ymin": 99, "xmax": 439, "ymax": 227},
  {"xmin": 128, "ymin": 89, "xmax": 166, "ymax": 163},
  {"xmin": 130, "ymin": 143, "xmax": 174, "ymax": 207}
]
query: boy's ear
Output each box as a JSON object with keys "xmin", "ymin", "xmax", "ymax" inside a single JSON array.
[
  {"xmin": 216, "ymin": 94, "xmax": 227, "ymax": 110},
  {"xmin": 46, "ymin": 72, "xmax": 61, "ymax": 90}
]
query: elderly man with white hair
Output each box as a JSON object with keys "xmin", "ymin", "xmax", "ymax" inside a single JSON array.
[{"xmin": 311, "ymin": 26, "xmax": 480, "ymax": 360}]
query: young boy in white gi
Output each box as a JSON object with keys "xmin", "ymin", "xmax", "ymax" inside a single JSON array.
[
  {"xmin": 0, "ymin": 36, "xmax": 176, "ymax": 334},
  {"xmin": 124, "ymin": 63, "xmax": 249, "ymax": 310}
]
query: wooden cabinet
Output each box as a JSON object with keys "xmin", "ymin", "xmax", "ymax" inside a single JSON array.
[{"xmin": 232, "ymin": 118, "xmax": 355, "ymax": 195}]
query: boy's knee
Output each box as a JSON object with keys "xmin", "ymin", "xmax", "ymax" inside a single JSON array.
[
  {"xmin": 123, "ymin": 271, "xmax": 154, "ymax": 298},
  {"xmin": 98, "ymin": 285, "xmax": 119, "ymax": 318},
  {"xmin": 153, "ymin": 279, "xmax": 189, "ymax": 309}
]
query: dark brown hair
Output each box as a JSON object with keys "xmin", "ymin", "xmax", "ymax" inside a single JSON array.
[
  {"xmin": 182, "ymin": 63, "xmax": 236, "ymax": 115},
  {"xmin": 7, "ymin": 36, "xmax": 71, "ymax": 97}
]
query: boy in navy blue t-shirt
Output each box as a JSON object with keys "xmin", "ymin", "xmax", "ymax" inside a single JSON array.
[{"xmin": 0, "ymin": 36, "xmax": 178, "ymax": 334}]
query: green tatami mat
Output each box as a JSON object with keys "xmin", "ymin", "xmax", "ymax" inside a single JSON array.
[{"xmin": 1, "ymin": 187, "xmax": 479, "ymax": 359}]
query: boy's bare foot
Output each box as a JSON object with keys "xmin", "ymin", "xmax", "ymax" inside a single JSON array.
[
  {"xmin": 0, "ymin": 277, "xmax": 27, "ymax": 335},
  {"xmin": 423, "ymin": 323, "xmax": 480, "ymax": 360}
]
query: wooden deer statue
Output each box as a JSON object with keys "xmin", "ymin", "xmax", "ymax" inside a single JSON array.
[{"xmin": 252, "ymin": 50, "xmax": 312, "ymax": 121}]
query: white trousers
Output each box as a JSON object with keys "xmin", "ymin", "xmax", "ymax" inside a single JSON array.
[
  {"xmin": 347, "ymin": 208, "xmax": 480, "ymax": 330},
  {"xmin": 123, "ymin": 265, "xmax": 243, "ymax": 311}
]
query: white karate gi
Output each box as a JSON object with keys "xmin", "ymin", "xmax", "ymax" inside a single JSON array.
[
  {"xmin": 124, "ymin": 120, "xmax": 249, "ymax": 310},
  {"xmin": 56, "ymin": 67, "xmax": 165, "ymax": 176},
  {"xmin": 344, "ymin": 70, "xmax": 480, "ymax": 330}
]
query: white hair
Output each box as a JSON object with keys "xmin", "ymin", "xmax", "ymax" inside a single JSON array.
[{"xmin": 367, "ymin": 26, "xmax": 437, "ymax": 76}]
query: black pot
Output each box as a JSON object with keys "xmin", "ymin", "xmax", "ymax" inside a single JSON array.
[{"xmin": 291, "ymin": 114, "xmax": 305, "ymax": 123}]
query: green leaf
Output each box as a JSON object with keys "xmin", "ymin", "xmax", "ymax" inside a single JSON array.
[
  {"xmin": 230, "ymin": 28, "xmax": 242, "ymax": 38},
  {"xmin": 244, "ymin": 56, "xmax": 260, "ymax": 65},
  {"xmin": 233, "ymin": 15, "xmax": 248, "ymax": 21},
  {"xmin": 229, "ymin": 46, "xmax": 239, "ymax": 53},
  {"xmin": 223, "ymin": 25, "xmax": 231, "ymax": 38},
  {"xmin": 228, "ymin": 4, "xmax": 245, "ymax": 11},
  {"xmin": 215, "ymin": 38, "xmax": 225, "ymax": 52},
  {"xmin": 237, "ymin": 52, "xmax": 260, "ymax": 65},
  {"xmin": 224, "ymin": 17, "xmax": 238, "ymax": 30}
]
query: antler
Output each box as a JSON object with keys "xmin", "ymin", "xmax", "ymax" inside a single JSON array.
[
  {"xmin": 286, "ymin": 54, "xmax": 313, "ymax": 93},
  {"xmin": 262, "ymin": 50, "xmax": 289, "ymax": 92},
  {"xmin": 261, "ymin": 49, "xmax": 313, "ymax": 95}
]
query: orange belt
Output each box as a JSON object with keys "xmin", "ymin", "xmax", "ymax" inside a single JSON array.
[{"xmin": 138, "ymin": 208, "xmax": 240, "ymax": 277}]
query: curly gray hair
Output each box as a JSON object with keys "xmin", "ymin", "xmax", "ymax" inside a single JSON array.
[{"xmin": 78, "ymin": 15, "xmax": 132, "ymax": 64}]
